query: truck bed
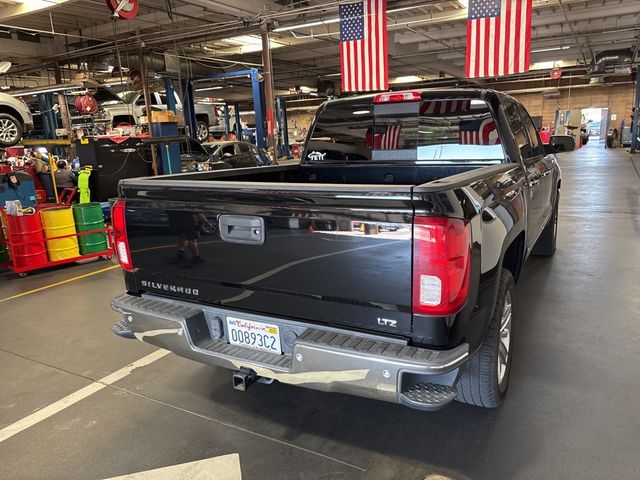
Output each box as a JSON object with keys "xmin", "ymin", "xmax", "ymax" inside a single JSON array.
[{"xmin": 153, "ymin": 163, "xmax": 485, "ymax": 186}]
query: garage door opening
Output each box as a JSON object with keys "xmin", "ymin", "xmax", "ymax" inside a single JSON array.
[{"xmin": 581, "ymin": 107, "xmax": 608, "ymax": 142}]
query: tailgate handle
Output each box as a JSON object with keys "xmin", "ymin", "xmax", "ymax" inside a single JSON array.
[{"xmin": 219, "ymin": 215, "xmax": 265, "ymax": 245}]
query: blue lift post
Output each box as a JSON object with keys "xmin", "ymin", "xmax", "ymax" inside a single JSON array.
[
  {"xmin": 181, "ymin": 79, "xmax": 197, "ymax": 139},
  {"xmin": 223, "ymin": 104, "xmax": 230, "ymax": 136},
  {"xmin": 275, "ymin": 97, "xmax": 291, "ymax": 158},
  {"xmin": 164, "ymin": 77, "xmax": 177, "ymax": 114},
  {"xmin": 631, "ymin": 68, "xmax": 640, "ymax": 153},
  {"xmin": 37, "ymin": 93, "xmax": 58, "ymax": 139},
  {"xmin": 234, "ymin": 103, "xmax": 241, "ymax": 140},
  {"xmin": 182, "ymin": 68, "xmax": 266, "ymax": 149},
  {"xmin": 37, "ymin": 93, "xmax": 64, "ymax": 156}
]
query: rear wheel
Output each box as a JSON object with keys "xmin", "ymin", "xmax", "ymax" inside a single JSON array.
[
  {"xmin": 0, "ymin": 114, "xmax": 23, "ymax": 147},
  {"xmin": 456, "ymin": 268, "xmax": 514, "ymax": 408},
  {"xmin": 532, "ymin": 191, "xmax": 559, "ymax": 256},
  {"xmin": 196, "ymin": 121, "xmax": 209, "ymax": 142}
]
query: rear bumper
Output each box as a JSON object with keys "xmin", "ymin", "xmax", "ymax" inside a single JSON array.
[{"xmin": 111, "ymin": 293, "xmax": 469, "ymax": 411}]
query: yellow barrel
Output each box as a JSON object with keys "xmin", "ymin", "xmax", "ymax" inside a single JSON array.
[{"xmin": 41, "ymin": 207, "xmax": 80, "ymax": 261}]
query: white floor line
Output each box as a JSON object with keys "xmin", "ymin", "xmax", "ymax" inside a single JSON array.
[
  {"xmin": 102, "ymin": 454, "xmax": 242, "ymax": 480},
  {"xmin": 0, "ymin": 349, "xmax": 170, "ymax": 444}
]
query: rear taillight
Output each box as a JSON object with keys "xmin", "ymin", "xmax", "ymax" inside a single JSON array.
[
  {"xmin": 413, "ymin": 217, "xmax": 471, "ymax": 316},
  {"xmin": 111, "ymin": 199, "xmax": 134, "ymax": 272},
  {"xmin": 373, "ymin": 91, "xmax": 421, "ymax": 104}
]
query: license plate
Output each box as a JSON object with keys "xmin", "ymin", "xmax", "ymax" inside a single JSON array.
[{"xmin": 226, "ymin": 317, "xmax": 282, "ymax": 354}]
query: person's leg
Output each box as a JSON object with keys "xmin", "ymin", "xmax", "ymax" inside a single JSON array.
[{"xmin": 176, "ymin": 236, "xmax": 187, "ymax": 259}]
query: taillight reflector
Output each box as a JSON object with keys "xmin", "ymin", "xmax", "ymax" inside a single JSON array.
[
  {"xmin": 111, "ymin": 199, "xmax": 134, "ymax": 272},
  {"xmin": 373, "ymin": 91, "xmax": 421, "ymax": 104},
  {"xmin": 413, "ymin": 217, "xmax": 471, "ymax": 316}
]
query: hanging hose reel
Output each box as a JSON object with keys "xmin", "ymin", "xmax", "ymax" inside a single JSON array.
[
  {"xmin": 74, "ymin": 94, "xmax": 98, "ymax": 115},
  {"xmin": 106, "ymin": 0, "xmax": 139, "ymax": 20}
]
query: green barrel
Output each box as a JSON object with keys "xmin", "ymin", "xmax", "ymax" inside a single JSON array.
[{"xmin": 72, "ymin": 203, "xmax": 108, "ymax": 254}]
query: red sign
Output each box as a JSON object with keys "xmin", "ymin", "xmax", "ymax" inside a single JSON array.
[{"xmin": 550, "ymin": 66, "xmax": 562, "ymax": 80}]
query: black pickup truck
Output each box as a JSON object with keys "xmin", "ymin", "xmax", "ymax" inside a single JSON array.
[{"xmin": 111, "ymin": 89, "xmax": 561, "ymax": 411}]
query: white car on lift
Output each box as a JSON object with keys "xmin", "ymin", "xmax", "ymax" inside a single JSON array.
[
  {"xmin": 0, "ymin": 92, "xmax": 33, "ymax": 147},
  {"xmin": 98, "ymin": 89, "xmax": 220, "ymax": 142}
]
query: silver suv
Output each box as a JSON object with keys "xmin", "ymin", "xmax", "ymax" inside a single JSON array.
[{"xmin": 0, "ymin": 92, "xmax": 33, "ymax": 147}]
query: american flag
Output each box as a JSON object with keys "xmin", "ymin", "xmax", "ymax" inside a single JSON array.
[
  {"xmin": 465, "ymin": 0, "xmax": 532, "ymax": 78},
  {"xmin": 459, "ymin": 118, "xmax": 501, "ymax": 145},
  {"xmin": 421, "ymin": 99, "xmax": 471, "ymax": 115},
  {"xmin": 366, "ymin": 125, "xmax": 401, "ymax": 149},
  {"xmin": 339, "ymin": 0, "xmax": 388, "ymax": 92}
]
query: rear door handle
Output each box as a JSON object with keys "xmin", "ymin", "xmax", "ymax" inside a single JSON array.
[
  {"xmin": 219, "ymin": 215, "xmax": 265, "ymax": 245},
  {"xmin": 528, "ymin": 179, "xmax": 540, "ymax": 188}
]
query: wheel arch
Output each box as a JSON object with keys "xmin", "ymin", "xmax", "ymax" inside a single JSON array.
[
  {"xmin": 0, "ymin": 105, "xmax": 25, "ymax": 127},
  {"xmin": 195, "ymin": 114, "xmax": 209, "ymax": 125},
  {"xmin": 501, "ymin": 230, "xmax": 526, "ymax": 284}
]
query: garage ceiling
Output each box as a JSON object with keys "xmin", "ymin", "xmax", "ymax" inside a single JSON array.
[{"xmin": 0, "ymin": 0, "xmax": 639, "ymax": 96}]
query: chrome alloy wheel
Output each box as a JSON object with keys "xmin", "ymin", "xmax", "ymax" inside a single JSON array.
[
  {"xmin": 196, "ymin": 122, "xmax": 209, "ymax": 142},
  {"xmin": 0, "ymin": 118, "xmax": 19, "ymax": 143},
  {"xmin": 497, "ymin": 291, "xmax": 512, "ymax": 385}
]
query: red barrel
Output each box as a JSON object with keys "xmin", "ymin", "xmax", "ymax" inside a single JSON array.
[{"xmin": 6, "ymin": 214, "xmax": 48, "ymax": 269}]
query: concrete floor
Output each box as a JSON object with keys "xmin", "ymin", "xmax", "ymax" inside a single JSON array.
[{"xmin": 1, "ymin": 142, "xmax": 639, "ymax": 480}]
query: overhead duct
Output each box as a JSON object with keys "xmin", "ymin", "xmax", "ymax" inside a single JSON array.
[
  {"xmin": 98, "ymin": 52, "xmax": 233, "ymax": 80},
  {"xmin": 111, "ymin": 53, "xmax": 220, "ymax": 77},
  {"xmin": 587, "ymin": 49, "xmax": 633, "ymax": 82}
]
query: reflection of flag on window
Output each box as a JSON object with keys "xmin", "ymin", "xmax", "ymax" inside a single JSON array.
[
  {"xmin": 459, "ymin": 118, "xmax": 500, "ymax": 145},
  {"xmin": 420, "ymin": 100, "xmax": 471, "ymax": 115},
  {"xmin": 366, "ymin": 125, "xmax": 401, "ymax": 149}
]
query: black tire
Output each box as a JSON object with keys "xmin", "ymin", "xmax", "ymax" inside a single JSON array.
[
  {"xmin": 456, "ymin": 268, "xmax": 515, "ymax": 408},
  {"xmin": 196, "ymin": 120, "xmax": 209, "ymax": 142},
  {"xmin": 532, "ymin": 191, "xmax": 559, "ymax": 256},
  {"xmin": 0, "ymin": 113, "xmax": 23, "ymax": 147}
]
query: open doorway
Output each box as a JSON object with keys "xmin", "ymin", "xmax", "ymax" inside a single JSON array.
[{"xmin": 581, "ymin": 107, "xmax": 608, "ymax": 143}]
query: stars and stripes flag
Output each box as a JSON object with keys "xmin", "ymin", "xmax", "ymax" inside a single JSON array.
[
  {"xmin": 339, "ymin": 0, "xmax": 388, "ymax": 92},
  {"xmin": 459, "ymin": 118, "xmax": 501, "ymax": 145},
  {"xmin": 465, "ymin": 0, "xmax": 532, "ymax": 78}
]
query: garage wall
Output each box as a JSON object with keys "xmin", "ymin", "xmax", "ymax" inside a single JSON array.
[{"xmin": 511, "ymin": 83, "xmax": 637, "ymax": 130}]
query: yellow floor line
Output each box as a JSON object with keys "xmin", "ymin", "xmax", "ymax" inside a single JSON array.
[{"xmin": 0, "ymin": 265, "xmax": 119, "ymax": 303}]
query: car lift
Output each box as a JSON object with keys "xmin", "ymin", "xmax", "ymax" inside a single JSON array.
[{"xmin": 181, "ymin": 68, "xmax": 267, "ymax": 149}]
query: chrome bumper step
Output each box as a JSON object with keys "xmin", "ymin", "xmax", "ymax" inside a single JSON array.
[{"xmin": 400, "ymin": 383, "xmax": 458, "ymax": 411}]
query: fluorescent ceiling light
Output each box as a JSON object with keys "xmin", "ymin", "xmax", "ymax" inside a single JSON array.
[
  {"xmin": 195, "ymin": 86, "xmax": 224, "ymax": 92},
  {"xmin": 224, "ymin": 34, "xmax": 284, "ymax": 53},
  {"xmin": 322, "ymin": 73, "xmax": 341, "ymax": 77},
  {"xmin": 273, "ymin": 18, "xmax": 340, "ymax": 32},
  {"xmin": 353, "ymin": 110, "xmax": 370, "ymax": 115},
  {"xmin": 530, "ymin": 60, "xmax": 566, "ymax": 70},
  {"xmin": 532, "ymin": 46, "xmax": 570, "ymax": 53},
  {"xmin": 390, "ymin": 75, "xmax": 423, "ymax": 84}
]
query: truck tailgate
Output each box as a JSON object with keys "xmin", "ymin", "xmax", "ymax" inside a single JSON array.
[{"xmin": 122, "ymin": 181, "xmax": 414, "ymax": 336}]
